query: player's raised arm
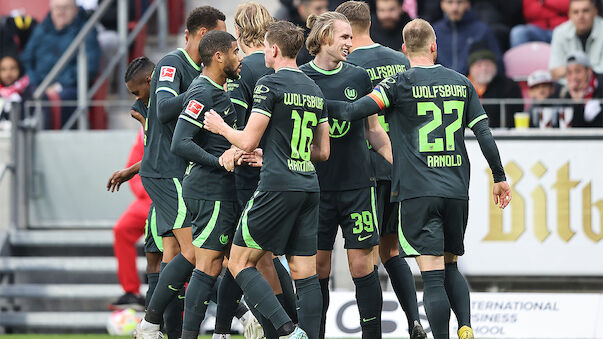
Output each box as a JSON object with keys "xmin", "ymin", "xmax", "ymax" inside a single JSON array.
[
  {"xmin": 326, "ymin": 91, "xmax": 383, "ymax": 121},
  {"xmin": 203, "ymin": 109, "xmax": 269, "ymax": 153}
]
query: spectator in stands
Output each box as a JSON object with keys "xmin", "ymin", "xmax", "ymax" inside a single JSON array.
[
  {"xmin": 526, "ymin": 70, "xmax": 567, "ymax": 127},
  {"xmin": 369, "ymin": 0, "xmax": 411, "ymax": 50},
  {"xmin": 419, "ymin": 0, "xmax": 443, "ymax": 22},
  {"xmin": 0, "ymin": 55, "xmax": 29, "ymax": 126},
  {"xmin": 433, "ymin": 0, "xmax": 504, "ymax": 75},
  {"xmin": 558, "ymin": 51, "xmax": 603, "ymax": 126},
  {"xmin": 510, "ymin": 0, "xmax": 570, "ymax": 47},
  {"xmin": 279, "ymin": 0, "xmax": 329, "ymax": 66},
  {"xmin": 550, "ymin": 0, "xmax": 603, "ymax": 79},
  {"xmin": 21, "ymin": 0, "xmax": 101, "ymax": 129},
  {"xmin": 467, "ymin": 43, "xmax": 522, "ymax": 127},
  {"xmin": 0, "ymin": 13, "xmax": 38, "ymax": 56}
]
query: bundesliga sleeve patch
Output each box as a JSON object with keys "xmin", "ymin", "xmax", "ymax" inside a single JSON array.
[
  {"xmin": 185, "ymin": 100, "xmax": 204, "ymax": 119},
  {"xmin": 159, "ymin": 66, "xmax": 176, "ymax": 82}
]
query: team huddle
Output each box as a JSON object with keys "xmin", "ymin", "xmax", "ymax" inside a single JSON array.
[{"xmin": 108, "ymin": 2, "xmax": 512, "ymax": 339}]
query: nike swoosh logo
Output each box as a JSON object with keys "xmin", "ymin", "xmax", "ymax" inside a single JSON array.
[
  {"xmin": 204, "ymin": 300, "xmax": 210, "ymax": 305},
  {"xmin": 224, "ymin": 107, "xmax": 231, "ymax": 115},
  {"xmin": 362, "ymin": 317, "xmax": 377, "ymax": 322},
  {"xmin": 167, "ymin": 285, "xmax": 179, "ymax": 292},
  {"xmin": 177, "ymin": 295, "xmax": 185, "ymax": 300},
  {"xmin": 358, "ymin": 234, "xmax": 373, "ymax": 241}
]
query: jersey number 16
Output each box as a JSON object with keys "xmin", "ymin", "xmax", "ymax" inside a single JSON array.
[{"xmin": 290, "ymin": 110, "xmax": 317, "ymax": 161}]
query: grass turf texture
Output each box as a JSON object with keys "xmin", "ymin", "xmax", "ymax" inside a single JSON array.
[{"xmin": 0, "ymin": 336, "xmax": 246, "ymax": 339}]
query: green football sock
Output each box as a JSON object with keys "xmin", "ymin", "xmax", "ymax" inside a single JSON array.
[
  {"xmin": 383, "ymin": 255, "xmax": 420, "ymax": 332},
  {"xmin": 145, "ymin": 254, "xmax": 193, "ymax": 325},
  {"xmin": 421, "ymin": 270, "xmax": 450, "ymax": 339},
  {"xmin": 295, "ymin": 274, "xmax": 322, "ymax": 339},
  {"xmin": 181, "ymin": 269, "xmax": 217, "ymax": 339},
  {"xmin": 445, "ymin": 262, "xmax": 471, "ymax": 328},
  {"xmin": 352, "ymin": 268, "xmax": 382, "ymax": 339},
  {"xmin": 215, "ymin": 269, "xmax": 243, "ymax": 334},
  {"xmin": 273, "ymin": 257, "xmax": 299, "ymax": 323},
  {"xmin": 235, "ymin": 267, "xmax": 292, "ymax": 334},
  {"xmin": 145, "ymin": 272, "xmax": 160, "ymax": 309},
  {"xmin": 318, "ymin": 277, "xmax": 330, "ymax": 339}
]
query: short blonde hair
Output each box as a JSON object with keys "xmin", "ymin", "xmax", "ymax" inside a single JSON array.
[
  {"xmin": 305, "ymin": 11, "xmax": 349, "ymax": 56},
  {"xmin": 234, "ymin": 2, "xmax": 274, "ymax": 48},
  {"xmin": 402, "ymin": 19, "xmax": 436, "ymax": 56}
]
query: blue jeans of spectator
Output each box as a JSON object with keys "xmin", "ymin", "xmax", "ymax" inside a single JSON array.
[{"xmin": 510, "ymin": 24, "xmax": 554, "ymax": 48}]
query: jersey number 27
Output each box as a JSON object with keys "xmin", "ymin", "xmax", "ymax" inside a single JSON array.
[{"xmin": 417, "ymin": 100, "xmax": 464, "ymax": 153}]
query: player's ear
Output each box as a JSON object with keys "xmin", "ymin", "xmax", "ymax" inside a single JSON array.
[
  {"xmin": 401, "ymin": 44, "xmax": 407, "ymax": 55},
  {"xmin": 184, "ymin": 29, "xmax": 190, "ymax": 43}
]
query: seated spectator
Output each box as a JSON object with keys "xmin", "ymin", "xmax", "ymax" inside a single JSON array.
[
  {"xmin": 433, "ymin": 0, "xmax": 504, "ymax": 75},
  {"xmin": 0, "ymin": 55, "xmax": 29, "ymax": 125},
  {"xmin": 550, "ymin": 0, "xmax": 603, "ymax": 79},
  {"xmin": 369, "ymin": 0, "xmax": 411, "ymax": 50},
  {"xmin": 558, "ymin": 51, "xmax": 603, "ymax": 127},
  {"xmin": 526, "ymin": 70, "xmax": 567, "ymax": 127},
  {"xmin": 510, "ymin": 0, "xmax": 569, "ymax": 48},
  {"xmin": 20, "ymin": 0, "xmax": 101, "ymax": 129},
  {"xmin": 467, "ymin": 43, "xmax": 522, "ymax": 127}
]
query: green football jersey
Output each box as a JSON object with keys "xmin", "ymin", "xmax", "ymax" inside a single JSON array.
[
  {"xmin": 131, "ymin": 99, "xmax": 148, "ymax": 119},
  {"xmin": 140, "ymin": 48, "xmax": 202, "ymax": 179},
  {"xmin": 299, "ymin": 61, "xmax": 373, "ymax": 191},
  {"xmin": 370, "ymin": 65, "xmax": 488, "ymax": 201},
  {"xmin": 346, "ymin": 43, "xmax": 410, "ymax": 181},
  {"xmin": 226, "ymin": 51, "xmax": 274, "ymax": 190},
  {"xmin": 252, "ymin": 68, "xmax": 327, "ymax": 193},
  {"xmin": 177, "ymin": 75, "xmax": 236, "ymax": 201}
]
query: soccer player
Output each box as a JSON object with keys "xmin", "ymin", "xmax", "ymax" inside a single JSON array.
[
  {"xmin": 203, "ymin": 21, "xmax": 330, "ymax": 339},
  {"xmin": 107, "ymin": 57, "xmax": 163, "ymax": 312},
  {"xmin": 325, "ymin": 19, "xmax": 512, "ymax": 339},
  {"xmin": 219, "ymin": 3, "xmax": 297, "ymax": 339},
  {"xmin": 134, "ymin": 7, "xmax": 227, "ymax": 339},
  {"xmin": 335, "ymin": 2, "xmax": 426, "ymax": 338},
  {"xmin": 167, "ymin": 30, "xmax": 243, "ymax": 339},
  {"xmin": 299, "ymin": 11, "xmax": 391, "ymax": 339}
]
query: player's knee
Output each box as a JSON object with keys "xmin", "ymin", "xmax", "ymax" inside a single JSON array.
[
  {"xmin": 444, "ymin": 252, "xmax": 458, "ymax": 264},
  {"xmin": 349, "ymin": 258, "xmax": 373, "ymax": 278},
  {"xmin": 316, "ymin": 258, "xmax": 331, "ymax": 278},
  {"xmin": 145, "ymin": 253, "xmax": 162, "ymax": 273},
  {"xmin": 379, "ymin": 244, "xmax": 398, "ymax": 262}
]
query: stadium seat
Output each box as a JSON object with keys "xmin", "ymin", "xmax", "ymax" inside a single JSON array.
[{"xmin": 504, "ymin": 42, "xmax": 551, "ymax": 99}]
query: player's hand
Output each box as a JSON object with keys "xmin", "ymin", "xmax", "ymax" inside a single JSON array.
[
  {"xmin": 130, "ymin": 110, "xmax": 146, "ymax": 127},
  {"xmin": 203, "ymin": 110, "xmax": 227, "ymax": 135},
  {"xmin": 493, "ymin": 181, "xmax": 511, "ymax": 209},
  {"xmin": 239, "ymin": 148, "xmax": 263, "ymax": 167},
  {"xmin": 219, "ymin": 148, "xmax": 237, "ymax": 172},
  {"xmin": 106, "ymin": 168, "xmax": 136, "ymax": 192}
]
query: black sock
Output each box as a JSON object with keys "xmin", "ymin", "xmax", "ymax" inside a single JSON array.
[
  {"xmin": 318, "ymin": 278, "xmax": 330, "ymax": 339},
  {"xmin": 235, "ymin": 301, "xmax": 249, "ymax": 319},
  {"xmin": 146, "ymin": 272, "xmax": 160, "ymax": 309},
  {"xmin": 235, "ymin": 267, "xmax": 292, "ymax": 334},
  {"xmin": 273, "ymin": 257, "xmax": 298, "ymax": 323},
  {"xmin": 145, "ymin": 255, "xmax": 193, "ymax": 324},
  {"xmin": 444, "ymin": 262, "xmax": 471, "ymax": 328},
  {"xmin": 295, "ymin": 275, "xmax": 322, "ymax": 339},
  {"xmin": 353, "ymin": 268, "xmax": 382, "ymax": 339},
  {"xmin": 215, "ymin": 269, "xmax": 243, "ymax": 334},
  {"xmin": 181, "ymin": 269, "xmax": 217, "ymax": 339},
  {"xmin": 383, "ymin": 256, "xmax": 420, "ymax": 332},
  {"xmin": 157, "ymin": 260, "xmax": 188, "ymax": 339},
  {"xmin": 421, "ymin": 270, "xmax": 450, "ymax": 339}
]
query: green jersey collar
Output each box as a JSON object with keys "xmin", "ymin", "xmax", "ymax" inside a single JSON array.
[
  {"xmin": 178, "ymin": 48, "xmax": 201, "ymax": 71},
  {"xmin": 248, "ymin": 50, "xmax": 265, "ymax": 55},
  {"xmin": 309, "ymin": 60, "xmax": 343, "ymax": 75},
  {"xmin": 201, "ymin": 75, "xmax": 225, "ymax": 91},
  {"xmin": 353, "ymin": 43, "xmax": 380, "ymax": 51}
]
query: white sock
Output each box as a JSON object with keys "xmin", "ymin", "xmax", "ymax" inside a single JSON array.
[{"xmin": 140, "ymin": 318, "xmax": 160, "ymax": 331}]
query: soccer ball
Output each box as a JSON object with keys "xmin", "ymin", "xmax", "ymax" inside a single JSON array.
[{"xmin": 106, "ymin": 308, "xmax": 141, "ymax": 335}]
